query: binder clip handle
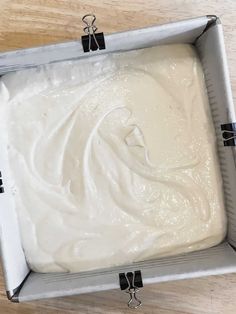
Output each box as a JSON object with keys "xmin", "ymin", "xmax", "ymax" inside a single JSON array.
[{"xmin": 82, "ymin": 14, "xmax": 98, "ymax": 36}]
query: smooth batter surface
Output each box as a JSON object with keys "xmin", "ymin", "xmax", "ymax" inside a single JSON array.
[{"xmin": 0, "ymin": 44, "xmax": 226, "ymax": 273}]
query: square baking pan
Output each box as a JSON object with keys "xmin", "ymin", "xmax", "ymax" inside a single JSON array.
[{"xmin": 0, "ymin": 15, "xmax": 236, "ymax": 304}]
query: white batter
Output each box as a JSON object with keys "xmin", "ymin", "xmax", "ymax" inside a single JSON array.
[{"xmin": 0, "ymin": 44, "xmax": 226, "ymax": 273}]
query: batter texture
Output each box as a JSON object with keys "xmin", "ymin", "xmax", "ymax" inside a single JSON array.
[{"xmin": 0, "ymin": 44, "xmax": 226, "ymax": 273}]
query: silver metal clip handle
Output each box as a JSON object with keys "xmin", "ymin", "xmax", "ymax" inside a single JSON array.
[
  {"xmin": 126, "ymin": 287, "xmax": 142, "ymax": 309},
  {"xmin": 222, "ymin": 130, "xmax": 236, "ymax": 141}
]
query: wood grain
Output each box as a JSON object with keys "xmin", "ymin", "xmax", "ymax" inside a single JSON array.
[{"xmin": 0, "ymin": 0, "xmax": 236, "ymax": 313}]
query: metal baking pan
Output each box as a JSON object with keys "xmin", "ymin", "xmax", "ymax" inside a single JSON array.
[{"xmin": 0, "ymin": 15, "xmax": 235, "ymax": 307}]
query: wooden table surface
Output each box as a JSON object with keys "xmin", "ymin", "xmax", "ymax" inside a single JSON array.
[{"xmin": 0, "ymin": 0, "xmax": 236, "ymax": 313}]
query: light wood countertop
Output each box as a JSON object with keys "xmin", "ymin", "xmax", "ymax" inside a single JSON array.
[{"xmin": 0, "ymin": 1, "xmax": 236, "ymax": 313}]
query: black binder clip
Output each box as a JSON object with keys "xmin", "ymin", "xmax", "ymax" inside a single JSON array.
[
  {"xmin": 81, "ymin": 14, "xmax": 105, "ymax": 52},
  {"xmin": 0, "ymin": 171, "xmax": 4, "ymax": 193},
  {"xmin": 119, "ymin": 270, "xmax": 143, "ymax": 309},
  {"xmin": 221, "ymin": 123, "xmax": 236, "ymax": 146}
]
